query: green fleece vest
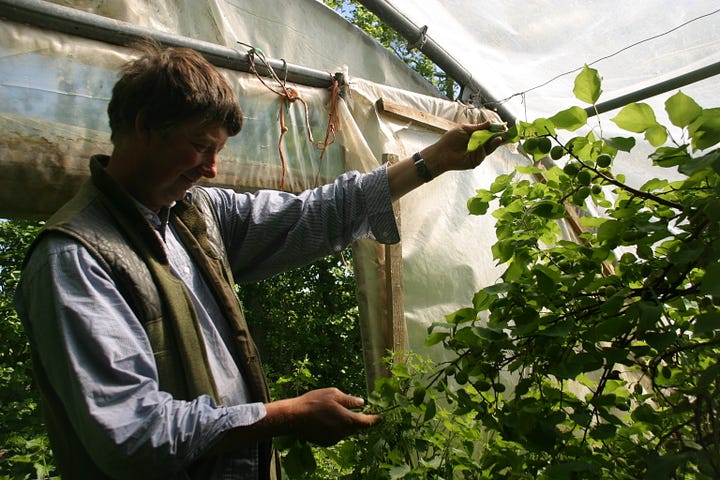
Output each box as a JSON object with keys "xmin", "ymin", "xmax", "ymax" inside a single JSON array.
[{"xmin": 27, "ymin": 155, "xmax": 276, "ymax": 479}]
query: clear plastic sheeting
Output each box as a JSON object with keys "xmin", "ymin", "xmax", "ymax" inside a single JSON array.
[
  {"xmin": 0, "ymin": 21, "xmax": 348, "ymax": 218},
  {"xmin": 382, "ymin": 0, "xmax": 720, "ymax": 191},
  {"xmin": 46, "ymin": 0, "xmax": 441, "ymax": 97},
  {"xmin": 385, "ymin": 0, "xmax": 720, "ymax": 123}
]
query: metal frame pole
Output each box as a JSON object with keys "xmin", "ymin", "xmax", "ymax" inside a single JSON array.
[
  {"xmin": 0, "ymin": 0, "xmax": 334, "ymax": 88},
  {"xmin": 587, "ymin": 61, "xmax": 720, "ymax": 116},
  {"xmin": 356, "ymin": 0, "xmax": 515, "ymax": 123}
]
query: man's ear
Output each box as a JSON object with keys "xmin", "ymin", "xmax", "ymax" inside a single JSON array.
[{"xmin": 134, "ymin": 110, "xmax": 152, "ymax": 142}]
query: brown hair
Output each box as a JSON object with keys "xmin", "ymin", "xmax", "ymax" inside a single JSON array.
[{"xmin": 107, "ymin": 40, "xmax": 243, "ymax": 144}]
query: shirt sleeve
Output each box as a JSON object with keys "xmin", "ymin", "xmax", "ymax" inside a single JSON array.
[
  {"xmin": 203, "ymin": 165, "xmax": 400, "ymax": 282},
  {"xmin": 14, "ymin": 235, "xmax": 266, "ymax": 479}
]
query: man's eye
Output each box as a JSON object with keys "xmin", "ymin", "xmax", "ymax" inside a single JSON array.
[{"xmin": 193, "ymin": 143, "xmax": 212, "ymax": 153}]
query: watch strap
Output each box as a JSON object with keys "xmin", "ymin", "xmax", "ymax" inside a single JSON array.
[{"xmin": 412, "ymin": 152, "xmax": 433, "ymax": 182}]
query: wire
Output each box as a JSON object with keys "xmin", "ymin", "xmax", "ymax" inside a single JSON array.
[{"xmin": 490, "ymin": 7, "xmax": 720, "ymax": 108}]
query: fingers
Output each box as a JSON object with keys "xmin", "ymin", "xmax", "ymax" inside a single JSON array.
[
  {"xmin": 335, "ymin": 391, "xmax": 365, "ymax": 410},
  {"xmin": 288, "ymin": 388, "xmax": 381, "ymax": 446},
  {"xmin": 461, "ymin": 120, "xmax": 492, "ymax": 134}
]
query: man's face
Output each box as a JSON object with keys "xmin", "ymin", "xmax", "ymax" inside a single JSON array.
[{"xmin": 140, "ymin": 121, "xmax": 228, "ymax": 211}]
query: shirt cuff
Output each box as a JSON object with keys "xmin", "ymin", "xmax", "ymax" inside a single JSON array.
[
  {"xmin": 361, "ymin": 164, "xmax": 400, "ymax": 244},
  {"xmin": 223, "ymin": 402, "xmax": 267, "ymax": 428}
]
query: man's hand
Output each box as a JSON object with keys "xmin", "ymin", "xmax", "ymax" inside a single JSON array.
[
  {"xmin": 420, "ymin": 121, "xmax": 505, "ymax": 175},
  {"xmin": 388, "ymin": 120, "xmax": 506, "ymax": 200},
  {"xmin": 262, "ymin": 388, "xmax": 381, "ymax": 447},
  {"xmin": 277, "ymin": 388, "xmax": 381, "ymax": 446}
]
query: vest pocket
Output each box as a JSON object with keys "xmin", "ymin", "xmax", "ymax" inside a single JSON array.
[{"xmin": 144, "ymin": 316, "xmax": 186, "ymax": 398}]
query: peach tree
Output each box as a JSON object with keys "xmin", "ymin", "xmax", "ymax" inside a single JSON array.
[{"xmin": 297, "ymin": 66, "xmax": 720, "ymax": 479}]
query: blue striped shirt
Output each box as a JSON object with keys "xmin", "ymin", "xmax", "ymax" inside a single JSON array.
[{"xmin": 14, "ymin": 165, "xmax": 398, "ymax": 479}]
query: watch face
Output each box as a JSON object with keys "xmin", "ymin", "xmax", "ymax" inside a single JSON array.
[{"xmin": 413, "ymin": 154, "xmax": 433, "ymax": 182}]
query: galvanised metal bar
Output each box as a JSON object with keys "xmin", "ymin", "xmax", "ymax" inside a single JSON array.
[
  {"xmin": 586, "ymin": 60, "xmax": 720, "ymax": 116},
  {"xmin": 356, "ymin": 0, "xmax": 516, "ymax": 123},
  {"xmin": 0, "ymin": 0, "xmax": 334, "ymax": 88}
]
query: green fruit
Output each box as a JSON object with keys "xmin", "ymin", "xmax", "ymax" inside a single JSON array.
[
  {"xmin": 537, "ymin": 137, "xmax": 552, "ymax": 154},
  {"xmin": 577, "ymin": 186, "xmax": 592, "ymax": 199},
  {"xmin": 523, "ymin": 137, "xmax": 539, "ymax": 152},
  {"xmin": 592, "ymin": 184, "xmax": 602, "ymax": 195},
  {"xmin": 596, "ymin": 154, "xmax": 612, "ymax": 168},
  {"xmin": 412, "ymin": 387, "xmax": 426, "ymax": 406},
  {"xmin": 550, "ymin": 145, "xmax": 565, "ymax": 160},
  {"xmin": 573, "ymin": 186, "xmax": 592, "ymax": 205},
  {"xmin": 577, "ymin": 169, "xmax": 592, "ymax": 185},
  {"xmin": 492, "ymin": 383, "xmax": 506, "ymax": 393},
  {"xmin": 475, "ymin": 380, "xmax": 492, "ymax": 392},
  {"xmin": 563, "ymin": 162, "xmax": 580, "ymax": 176}
]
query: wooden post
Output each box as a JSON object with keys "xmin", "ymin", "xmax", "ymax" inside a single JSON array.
[{"xmin": 353, "ymin": 153, "xmax": 407, "ymax": 392}]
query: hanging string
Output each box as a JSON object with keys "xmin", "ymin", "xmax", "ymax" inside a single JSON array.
[
  {"xmin": 240, "ymin": 42, "xmax": 314, "ymax": 190},
  {"xmin": 314, "ymin": 74, "xmax": 342, "ymax": 187}
]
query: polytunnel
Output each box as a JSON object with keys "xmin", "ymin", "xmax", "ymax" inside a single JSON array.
[{"xmin": 1, "ymin": 0, "xmax": 719, "ymax": 388}]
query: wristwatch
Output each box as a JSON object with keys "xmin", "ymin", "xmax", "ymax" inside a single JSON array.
[{"xmin": 412, "ymin": 152, "xmax": 433, "ymax": 182}]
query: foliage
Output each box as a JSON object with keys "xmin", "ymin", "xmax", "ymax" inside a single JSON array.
[
  {"xmin": 284, "ymin": 66, "xmax": 720, "ymax": 479},
  {"xmin": 322, "ymin": 0, "xmax": 457, "ymax": 99},
  {"xmin": 0, "ymin": 220, "xmax": 54, "ymax": 480},
  {"xmin": 239, "ymin": 248, "xmax": 366, "ymax": 399}
]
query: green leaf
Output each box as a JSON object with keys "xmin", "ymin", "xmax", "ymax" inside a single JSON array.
[
  {"xmin": 645, "ymin": 124, "xmax": 668, "ymax": 147},
  {"xmin": 467, "ymin": 126, "xmax": 519, "ymax": 152},
  {"xmin": 694, "ymin": 311, "xmax": 720, "ymax": 334},
  {"xmin": 492, "ymin": 239, "xmax": 515, "ymax": 263},
  {"xmin": 546, "ymin": 460, "xmax": 598, "ymax": 476},
  {"xmin": 573, "ymin": 65, "xmax": 602, "ymax": 104},
  {"xmin": 590, "ymin": 423, "xmax": 617, "ymax": 440},
  {"xmin": 389, "ymin": 464, "xmax": 412, "ymax": 479},
  {"xmin": 423, "ymin": 398, "xmax": 437, "ymax": 423},
  {"xmin": 665, "ymin": 91, "xmax": 702, "ymax": 127},
  {"xmin": 528, "ymin": 200, "xmax": 566, "ymax": 219},
  {"xmin": 445, "ymin": 307, "xmax": 476, "ymax": 325},
  {"xmin": 532, "ymin": 117, "xmax": 557, "ymax": 137},
  {"xmin": 467, "ymin": 130, "xmax": 497, "ymax": 152},
  {"xmin": 596, "ymin": 219, "xmax": 622, "ymax": 243},
  {"xmin": 282, "ymin": 440, "xmax": 317, "ymax": 478},
  {"xmin": 689, "ymin": 107, "xmax": 720, "ymax": 150},
  {"xmin": 467, "ymin": 197, "xmax": 490, "ymax": 215},
  {"xmin": 516, "ymin": 165, "xmax": 544, "ymax": 175},
  {"xmin": 605, "ymin": 136, "xmax": 636, "ymax": 152},
  {"xmin": 699, "ymin": 262, "xmax": 720, "ymax": 296},
  {"xmin": 549, "ymin": 106, "xmax": 588, "ymax": 131},
  {"xmin": 472, "ymin": 290, "xmax": 495, "ymax": 311},
  {"xmin": 611, "ymin": 103, "xmax": 659, "ymax": 133},
  {"xmin": 640, "ymin": 178, "xmax": 668, "ymax": 192},
  {"xmin": 424, "ymin": 331, "xmax": 449, "ymax": 347},
  {"xmin": 490, "ymin": 173, "xmax": 515, "ymax": 193}
]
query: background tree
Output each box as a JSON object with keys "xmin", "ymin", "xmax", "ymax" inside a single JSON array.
[
  {"xmin": 323, "ymin": 0, "xmax": 457, "ymax": 99},
  {"xmin": 239, "ymin": 249, "xmax": 366, "ymax": 399},
  {"xmin": 0, "ymin": 219, "xmax": 53, "ymax": 479}
]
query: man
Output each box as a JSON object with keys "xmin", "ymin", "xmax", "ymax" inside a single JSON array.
[{"xmin": 14, "ymin": 42, "xmax": 502, "ymax": 479}]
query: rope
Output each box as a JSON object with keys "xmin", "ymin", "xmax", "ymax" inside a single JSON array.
[
  {"xmin": 314, "ymin": 74, "xmax": 342, "ymax": 186},
  {"xmin": 242, "ymin": 44, "xmax": 314, "ymax": 190}
]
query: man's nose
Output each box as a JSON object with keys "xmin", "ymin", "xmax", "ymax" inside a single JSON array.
[{"xmin": 200, "ymin": 152, "xmax": 218, "ymax": 178}]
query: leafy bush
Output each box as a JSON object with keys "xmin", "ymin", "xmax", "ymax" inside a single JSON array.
[
  {"xmin": 239, "ymin": 248, "xmax": 366, "ymax": 399},
  {"xmin": 0, "ymin": 220, "xmax": 54, "ymax": 480},
  {"xmin": 291, "ymin": 66, "xmax": 720, "ymax": 479}
]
